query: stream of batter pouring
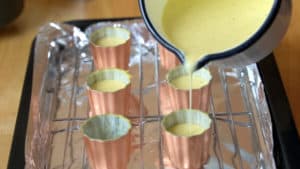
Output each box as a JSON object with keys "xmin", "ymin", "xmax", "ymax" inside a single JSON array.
[{"xmin": 163, "ymin": 0, "xmax": 273, "ymax": 136}]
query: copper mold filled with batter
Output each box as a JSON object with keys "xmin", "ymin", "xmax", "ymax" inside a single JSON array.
[
  {"xmin": 90, "ymin": 26, "xmax": 131, "ymax": 70},
  {"xmin": 160, "ymin": 66, "xmax": 212, "ymax": 114},
  {"xmin": 87, "ymin": 68, "xmax": 131, "ymax": 117},
  {"xmin": 162, "ymin": 109, "xmax": 212, "ymax": 169}
]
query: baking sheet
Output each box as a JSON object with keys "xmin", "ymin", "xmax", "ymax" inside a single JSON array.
[{"xmin": 24, "ymin": 19, "xmax": 275, "ymax": 169}]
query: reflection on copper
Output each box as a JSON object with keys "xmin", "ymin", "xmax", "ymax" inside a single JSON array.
[
  {"xmin": 158, "ymin": 44, "xmax": 180, "ymax": 70},
  {"xmin": 163, "ymin": 129, "xmax": 211, "ymax": 169},
  {"xmin": 160, "ymin": 82, "xmax": 211, "ymax": 115},
  {"xmin": 162, "ymin": 110, "xmax": 212, "ymax": 169},
  {"xmin": 88, "ymin": 86, "xmax": 130, "ymax": 117},
  {"xmin": 87, "ymin": 69, "xmax": 131, "ymax": 117},
  {"xmin": 83, "ymin": 134, "xmax": 131, "ymax": 169},
  {"xmin": 82, "ymin": 114, "xmax": 131, "ymax": 169},
  {"xmin": 88, "ymin": 92, "xmax": 149, "ymax": 117},
  {"xmin": 90, "ymin": 27, "xmax": 131, "ymax": 70},
  {"xmin": 160, "ymin": 67, "xmax": 212, "ymax": 115}
]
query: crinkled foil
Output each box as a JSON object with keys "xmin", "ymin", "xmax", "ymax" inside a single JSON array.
[{"xmin": 25, "ymin": 19, "xmax": 275, "ymax": 169}]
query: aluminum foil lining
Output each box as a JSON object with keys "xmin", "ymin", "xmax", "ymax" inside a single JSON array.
[{"xmin": 25, "ymin": 19, "xmax": 275, "ymax": 169}]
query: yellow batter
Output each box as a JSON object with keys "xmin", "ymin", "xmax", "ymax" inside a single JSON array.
[
  {"xmin": 170, "ymin": 74, "xmax": 206, "ymax": 90},
  {"xmin": 168, "ymin": 123, "xmax": 205, "ymax": 137},
  {"xmin": 94, "ymin": 37, "xmax": 127, "ymax": 47},
  {"xmin": 162, "ymin": 0, "xmax": 273, "ymax": 68},
  {"xmin": 91, "ymin": 80, "xmax": 127, "ymax": 92}
]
